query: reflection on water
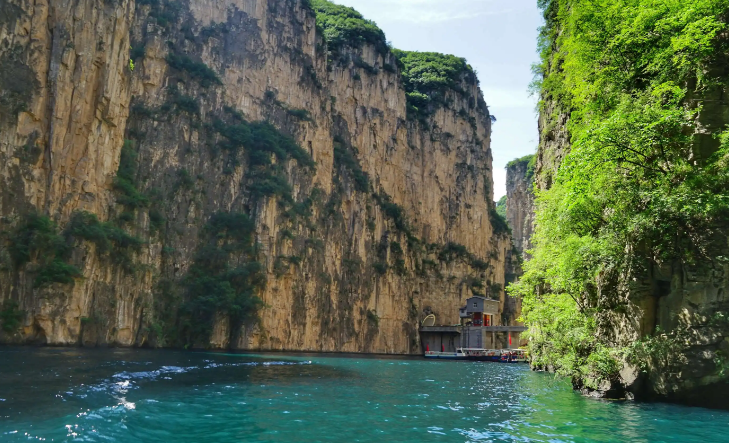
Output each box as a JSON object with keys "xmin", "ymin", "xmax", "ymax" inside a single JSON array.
[{"xmin": 0, "ymin": 347, "xmax": 727, "ymax": 442}]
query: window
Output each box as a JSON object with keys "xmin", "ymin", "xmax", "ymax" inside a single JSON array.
[{"xmin": 473, "ymin": 302, "xmax": 478, "ymax": 308}]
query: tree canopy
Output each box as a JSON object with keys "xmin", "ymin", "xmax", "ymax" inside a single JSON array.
[{"xmin": 512, "ymin": 0, "xmax": 729, "ymax": 388}]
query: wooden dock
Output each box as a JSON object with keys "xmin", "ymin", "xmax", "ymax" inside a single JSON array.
[{"xmin": 419, "ymin": 325, "xmax": 527, "ymax": 352}]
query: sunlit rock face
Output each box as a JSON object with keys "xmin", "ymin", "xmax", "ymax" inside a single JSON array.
[
  {"xmin": 0, "ymin": 0, "xmax": 511, "ymax": 353},
  {"xmin": 505, "ymin": 158, "xmax": 534, "ymax": 257}
]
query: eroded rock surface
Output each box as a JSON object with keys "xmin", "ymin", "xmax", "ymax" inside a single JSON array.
[{"xmin": 0, "ymin": 0, "xmax": 511, "ymax": 353}]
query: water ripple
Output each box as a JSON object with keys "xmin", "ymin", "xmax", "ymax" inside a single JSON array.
[{"xmin": 1, "ymin": 350, "xmax": 728, "ymax": 442}]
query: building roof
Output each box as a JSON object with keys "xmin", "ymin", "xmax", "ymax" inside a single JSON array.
[{"xmin": 464, "ymin": 296, "xmax": 500, "ymax": 315}]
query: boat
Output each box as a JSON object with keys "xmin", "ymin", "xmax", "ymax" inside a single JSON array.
[
  {"xmin": 460, "ymin": 348, "xmax": 502, "ymax": 362},
  {"xmin": 513, "ymin": 349, "xmax": 529, "ymax": 363},
  {"xmin": 424, "ymin": 348, "xmax": 468, "ymax": 360},
  {"xmin": 499, "ymin": 349, "xmax": 529, "ymax": 363},
  {"xmin": 424, "ymin": 347, "xmax": 528, "ymax": 363}
]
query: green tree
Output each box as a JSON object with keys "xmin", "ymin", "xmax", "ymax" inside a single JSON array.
[{"xmin": 512, "ymin": 0, "xmax": 729, "ymax": 387}]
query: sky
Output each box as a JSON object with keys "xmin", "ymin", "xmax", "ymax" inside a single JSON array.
[{"xmin": 334, "ymin": 0, "xmax": 543, "ymax": 199}]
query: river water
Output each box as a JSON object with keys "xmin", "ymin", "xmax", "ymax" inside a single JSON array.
[{"xmin": 0, "ymin": 348, "xmax": 727, "ymax": 442}]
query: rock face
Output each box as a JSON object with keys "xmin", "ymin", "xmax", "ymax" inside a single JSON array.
[
  {"xmin": 505, "ymin": 156, "xmax": 534, "ymax": 256},
  {"xmin": 0, "ymin": 0, "xmax": 511, "ymax": 353},
  {"xmin": 497, "ymin": 156, "xmax": 536, "ymax": 328}
]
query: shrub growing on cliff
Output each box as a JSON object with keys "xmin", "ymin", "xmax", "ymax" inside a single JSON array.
[
  {"xmin": 213, "ymin": 108, "xmax": 315, "ymax": 212},
  {"xmin": 366, "ymin": 309, "xmax": 380, "ymax": 327},
  {"xmin": 213, "ymin": 114, "xmax": 315, "ymax": 169},
  {"xmin": 512, "ymin": 0, "xmax": 729, "ymax": 387},
  {"xmin": 333, "ymin": 138, "xmax": 369, "ymax": 192},
  {"xmin": 495, "ymin": 195, "xmax": 507, "ymax": 219},
  {"xmin": 34, "ymin": 260, "xmax": 83, "ymax": 287},
  {"xmin": 372, "ymin": 192, "xmax": 411, "ymax": 234},
  {"xmin": 179, "ymin": 212, "xmax": 265, "ymax": 345},
  {"xmin": 8, "ymin": 213, "xmax": 65, "ymax": 267},
  {"xmin": 489, "ymin": 207, "xmax": 511, "ymax": 236},
  {"xmin": 506, "ymin": 154, "xmax": 536, "ymax": 183},
  {"xmin": 0, "ymin": 301, "xmax": 23, "ymax": 334},
  {"xmin": 65, "ymin": 211, "xmax": 144, "ymax": 255},
  {"xmin": 114, "ymin": 141, "xmax": 149, "ymax": 209},
  {"xmin": 6, "ymin": 213, "xmax": 83, "ymax": 287},
  {"xmin": 393, "ymin": 50, "xmax": 477, "ymax": 119},
  {"xmin": 166, "ymin": 52, "xmax": 222, "ymax": 87},
  {"xmin": 311, "ymin": 0, "xmax": 388, "ymax": 56}
]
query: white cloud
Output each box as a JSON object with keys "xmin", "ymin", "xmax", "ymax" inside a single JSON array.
[{"xmin": 336, "ymin": 0, "xmax": 510, "ymax": 25}]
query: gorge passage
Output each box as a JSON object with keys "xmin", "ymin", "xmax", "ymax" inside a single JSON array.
[{"xmin": 2, "ymin": 0, "xmax": 729, "ymax": 412}]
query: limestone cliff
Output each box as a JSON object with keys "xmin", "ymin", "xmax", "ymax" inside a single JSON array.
[
  {"xmin": 498, "ymin": 155, "xmax": 536, "ymax": 329},
  {"xmin": 505, "ymin": 155, "xmax": 534, "ymax": 257},
  {"xmin": 0, "ymin": 0, "xmax": 511, "ymax": 353}
]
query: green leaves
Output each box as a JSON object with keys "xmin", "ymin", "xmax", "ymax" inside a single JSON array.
[
  {"xmin": 311, "ymin": 0, "xmax": 388, "ymax": 55},
  {"xmin": 114, "ymin": 140, "xmax": 149, "ymax": 209},
  {"xmin": 165, "ymin": 52, "xmax": 222, "ymax": 88},
  {"xmin": 517, "ymin": 0, "xmax": 729, "ymax": 386},
  {"xmin": 393, "ymin": 50, "xmax": 476, "ymax": 119},
  {"xmin": 0, "ymin": 301, "xmax": 23, "ymax": 334},
  {"xmin": 181, "ymin": 211, "xmax": 265, "ymax": 345}
]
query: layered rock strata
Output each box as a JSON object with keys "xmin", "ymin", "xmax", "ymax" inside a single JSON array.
[
  {"xmin": 505, "ymin": 156, "xmax": 534, "ymax": 257},
  {"xmin": 0, "ymin": 0, "xmax": 511, "ymax": 353}
]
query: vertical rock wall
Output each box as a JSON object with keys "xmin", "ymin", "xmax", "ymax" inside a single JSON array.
[
  {"xmin": 505, "ymin": 156, "xmax": 534, "ymax": 257},
  {"xmin": 0, "ymin": 0, "xmax": 512, "ymax": 353}
]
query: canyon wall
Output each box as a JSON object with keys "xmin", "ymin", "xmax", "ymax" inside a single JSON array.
[
  {"xmin": 0, "ymin": 0, "xmax": 511, "ymax": 353},
  {"xmin": 505, "ymin": 156, "xmax": 534, "ymax": 257}
]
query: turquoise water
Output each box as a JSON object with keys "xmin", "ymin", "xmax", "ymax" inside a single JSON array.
[{"xmin": 1, "ymin": 348, "xmax": 728, "ymax": 442}]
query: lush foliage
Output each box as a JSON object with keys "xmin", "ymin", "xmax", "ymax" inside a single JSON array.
[
  {"xmin": 0, "ymin": 301, "xmax": 23, "ymax": 334},
  {"xmin": 312, "ymin": 1, "xmax": 480, "ymax": 124},
  {"xmin": 65, "ymin": 211, "xmax": 144, "ymax": 271},
  {"xmin": 114, "ymin": 140, "xmax": 149, "ymax": 209},
  {"xmin": 7, "ymin": 213, "xmax": 82, "ymax": 287},
  {"xmin": 506, "ymin": 154, "xmax": 536, "ymax": 183},
  {"xmin": 166, "ymin": 52, "xmax": 222, "ymax": 88},
  {"xmin": 393, "ymin": 50, "xmax": 476, "ymax": 119},
  {"xmin": 512, "ymin": 0, "xmax": 729, "ymax": 387},
  {"xmin": 214, "ymin": 110, "xmax": 315, "ymax": 170},
  {"xmin": 311, "ymin": 0, "xmax": 388, "ymax": 55},
  {"xmin": 495, "ymin": 195, "xmax": 507, "ymax": 219},
  {"xmin": 179, "ymin": 212, "xmax": 265, "ymax": 345}
]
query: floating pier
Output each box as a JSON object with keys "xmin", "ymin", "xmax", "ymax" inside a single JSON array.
[{"xmin": 419, "ymin": 325, "xmax": 528, "ymax": 354}]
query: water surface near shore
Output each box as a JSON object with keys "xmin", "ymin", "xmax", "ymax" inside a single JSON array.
[{"xmin": 1, "ymin": 347, "xmax": 727, "ymax": 442}]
